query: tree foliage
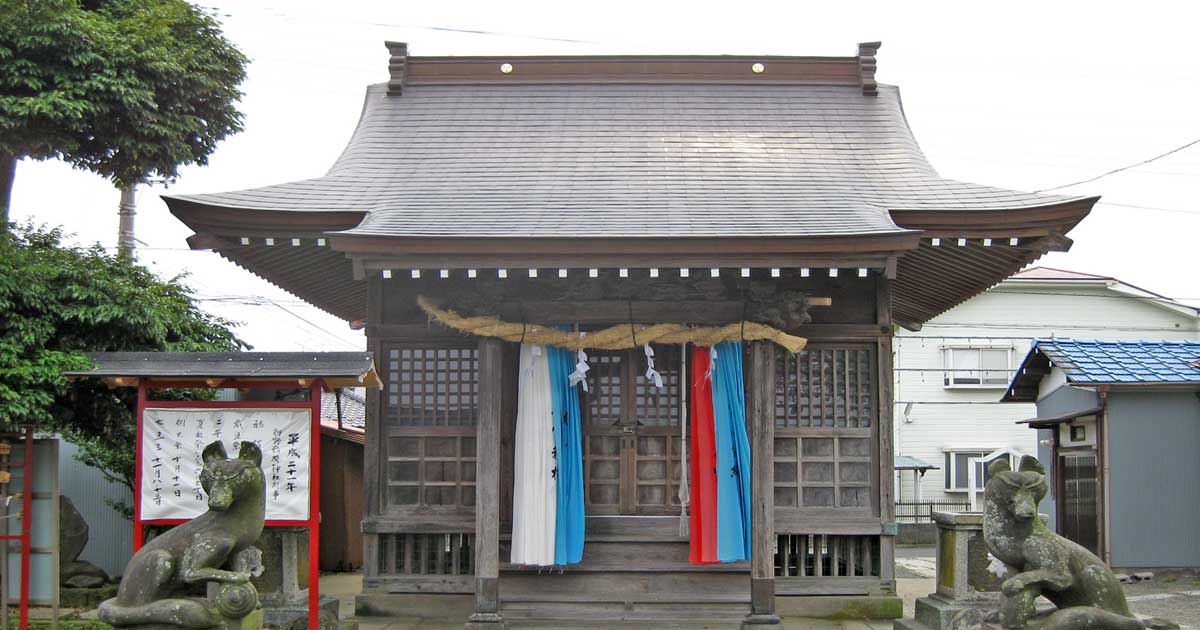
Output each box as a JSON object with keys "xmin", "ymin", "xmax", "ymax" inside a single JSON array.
[
  {"xmin": 0, "ymin": 0, "xmax": 248, "ymax": 218},
  {"xmin": 0, "ymin": 223, "xmax": 246, "ymax": 515}
]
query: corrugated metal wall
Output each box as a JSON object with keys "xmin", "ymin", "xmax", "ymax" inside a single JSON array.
[
  {"xmin": 57, "ymin": 438, "xmax": 133, "ymax": 578},
  {"xmin": 1107, "ymin": 391, "xmax": 1200, "ymax": 568}
]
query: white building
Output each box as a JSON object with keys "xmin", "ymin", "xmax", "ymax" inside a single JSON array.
[{"xmin": 893, "ymin": 267, "xmax": 1199, "ymax": 513}]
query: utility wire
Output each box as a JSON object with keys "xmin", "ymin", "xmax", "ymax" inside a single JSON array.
[
  {"xmin": 267, "ymin": 301, "xmax": 363, "ymax": 350},
  {"xmin": 1095, "ymin": 201, "xmax": 1200, "ymax": 216},
  {"xmin": 1034, "ymin": 136, "xmax": 1200, "ymax": 192}
]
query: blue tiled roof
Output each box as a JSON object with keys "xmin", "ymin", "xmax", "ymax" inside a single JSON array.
[{"xmin": 1031, "ymin": 339, "xmax": 1200, "ymax": 384}]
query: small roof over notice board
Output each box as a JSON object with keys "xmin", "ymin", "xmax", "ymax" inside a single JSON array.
[{"xmin": 65, "ymin": 352, "xmax": 382, "ymax": 390}]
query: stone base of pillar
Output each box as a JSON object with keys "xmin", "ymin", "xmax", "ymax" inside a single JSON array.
[
  {"xmin": 742, "ymin": 613, "xmax": 782, "ymax": 629},
  {"xmin": 463, "ymin": 611, "xmax": 505, "ymax": 629},
  {"xmin": 894, "ymin": 593, "xmax": 998, "ymax": 630}
]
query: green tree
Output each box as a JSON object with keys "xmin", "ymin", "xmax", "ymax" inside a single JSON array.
[
  {"xmin": 0, "ymin": 223, "xmax": 246, "ymax": 515},
  {"xmin": 0, "ymin": 0, "xmax": 248, "ymax": 242}
]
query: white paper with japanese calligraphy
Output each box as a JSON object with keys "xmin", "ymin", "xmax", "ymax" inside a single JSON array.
[{"xmin": 140, "ymin": 408, "xmax": 311, "ymax": 521}]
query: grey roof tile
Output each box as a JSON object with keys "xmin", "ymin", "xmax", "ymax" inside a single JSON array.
[{"xmin": 169, "ymin": 82, "xmax": 1083, "ymax": 239}]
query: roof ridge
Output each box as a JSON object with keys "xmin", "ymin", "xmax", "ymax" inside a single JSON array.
[{"xmin": 385, "ymin": 41, "xmax": 884, "ymax": 95}]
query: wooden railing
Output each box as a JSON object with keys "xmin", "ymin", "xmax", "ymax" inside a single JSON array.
[
  {"xmin": 895, "ymin": 501, "xmax": 971, "ymax": 523},
  {"xmin": 366, "ymin": 532, "xmax": 475, "ymax": 593},
  {"xmin": 775, "ymin": 533, "xmax": 879, "ymax": 578}
]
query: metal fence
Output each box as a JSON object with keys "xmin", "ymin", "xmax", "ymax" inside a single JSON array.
[{"xmin": 895, "ymin": 501, "xmax": 972, "ymax": 523}]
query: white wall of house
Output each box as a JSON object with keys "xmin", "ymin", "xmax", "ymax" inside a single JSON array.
[{"xmin": 894, "ymin": 272, "xmax": 1199, "ymax": 509}]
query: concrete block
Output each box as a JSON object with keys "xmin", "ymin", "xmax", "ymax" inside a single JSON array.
[
  {"xmin": 776, "ymin": 594, "xmax": 903, "ymax": 620},
  {"xmin": 1133, "ymin": 572, "xmax": 1155, "ymax": 581}
]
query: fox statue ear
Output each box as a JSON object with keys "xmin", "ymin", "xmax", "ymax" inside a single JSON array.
[
  {"xmin": 202, "ymin": 441, "xmax": 228, "ymax": 467},
  {"xmin": 237, "ymin": 441, "xmax": 263, "ymax": 467},
  {"xmin": 1018, "ymin": 455, "xmax": 1045, "ymax": 475},
  {"xmin": 987, "ymin": 457, "xmax": 1011, "ymax": 477}
]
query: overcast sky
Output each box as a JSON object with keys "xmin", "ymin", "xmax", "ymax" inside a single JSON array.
[{"xmin": 10, "ymin": 0, "xmax": 1199, "ymax": 351}]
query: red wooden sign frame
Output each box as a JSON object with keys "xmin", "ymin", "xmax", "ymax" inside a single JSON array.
[{"xmin": 133, "ymin": 380, "xmax": 322, "ymax": 630}]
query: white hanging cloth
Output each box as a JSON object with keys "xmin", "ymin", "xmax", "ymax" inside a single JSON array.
[
  {"xmin": 677, "ymin": 344, "xmax": 690, "ymax": 536},
  {"xmin": 510, "ymin": 344, "xmax": 558, "ymax": 566}
]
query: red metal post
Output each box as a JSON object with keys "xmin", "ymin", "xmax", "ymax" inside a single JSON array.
[
  {"xmin": 308, "ymin": 383, "xmax": 322, "ymax": 630},
  {"xmin": 19, "ymin": 426, "xmax": 32, "ymax": 630},
  {"xmin": 133, "ymin": 382, "xmax": 147, "ymax": 551}
]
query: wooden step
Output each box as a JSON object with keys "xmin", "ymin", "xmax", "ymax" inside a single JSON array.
[
  {"xmin": 500, "ymin": 571, "xmax": 750, "ymax": 601},
  {"xmin": 500, "ymin": 540, "xmax": 750, "ymax": 573},
  {"xmin": 501, "ymin": 600, "xmax": 750, "ymax": 625}
]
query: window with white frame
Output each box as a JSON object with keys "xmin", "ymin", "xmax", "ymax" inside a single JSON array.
[
  {"xmin": 942, "ymin": 347, "xmax": 1013, "ymax": 388},
  {"xmin": 943, "ymin": 450, "xmax": 1012, "ymax": 491}
]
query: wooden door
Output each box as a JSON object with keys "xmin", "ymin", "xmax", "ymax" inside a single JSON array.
[
  {"xmin": 582, "ymin": 346, "xmax": 686, "ymax": 516},
  {"xmin": 1059, "ymin": 451, "xmax": 1100, "ymax": 557}
]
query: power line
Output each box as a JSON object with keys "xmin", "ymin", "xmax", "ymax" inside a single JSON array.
[
  {"xmin": 267, "ymin": 301, "xmax": 363, "ymax": 350},
  {"xmin": 1034, "ymin": 136, "xmax": 1200, "ymax": 192},
  {"xmin": 1095, "ymin": 201, "xmax": 1200, "ymax": 216}
]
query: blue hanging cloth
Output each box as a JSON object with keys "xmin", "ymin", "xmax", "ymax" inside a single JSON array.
[
  {"xmin": 710, "ymin": 341, "xmax": 752, "ymax": 562},
  {"xmin": 548, "ymin": 345, "xmax": 586, "ymax": 565}
]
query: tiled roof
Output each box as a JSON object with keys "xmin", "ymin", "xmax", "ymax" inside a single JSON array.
[
  {"xmin": 321, "ymin": 388, "xmax": 366, "ymax": 431},
  {"xmin": 1009, "ymin": 267, "xmax": 1112, "ymax": 281},
  {"xmin": 1031, "ymin": 339, "xmax": 1200, "ymax": 384},
  {"xmin": 169, "ymin": 82, "xmax": 1083, "ymax": 239}
]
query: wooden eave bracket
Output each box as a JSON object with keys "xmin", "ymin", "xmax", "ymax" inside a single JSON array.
[
  {"xmin": 186, "ymin": 233, "xmax": 236, "ymax": 251},
  {"xmin": 1019, "ymin": 232, "xmax": 1073, "ymax": 254}
]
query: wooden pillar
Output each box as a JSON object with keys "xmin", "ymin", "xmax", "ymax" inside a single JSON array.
[
  {"xmin": 466, "ymin": 337, "xmax": 504, "ymax": 629},
  {"xmin": 876, "ymin": 275, "xmax": 897, "ymax": 590},
  {"xmin": 362, "ymin": 276, "xmax": 384, "ymax": 585},
  {"xmin": 743, "ymin": 341, "xmax": 781, "ymax": 629}
]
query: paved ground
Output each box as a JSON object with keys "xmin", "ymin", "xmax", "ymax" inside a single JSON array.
[
  {"xmin": 52, "ymin": 567, "xmax": 1200, "ymax": 629},
  {"xmin": 322, "ymin": 569, "xmax": 1200, "ymax": 629}
]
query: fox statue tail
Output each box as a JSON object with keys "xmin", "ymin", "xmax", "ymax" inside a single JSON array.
[
  {"xmin": 1044, "ymin": 607, "xmax": 1179, "ymax": 630},
  {"xmin": 98, "ymin": 596, "xmax": 221, "ymax": 629}
]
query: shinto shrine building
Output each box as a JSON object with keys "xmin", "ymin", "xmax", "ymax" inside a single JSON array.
[{"xmin": 163, "ymin": 42, "xmax": 1097, "ymax": 628}]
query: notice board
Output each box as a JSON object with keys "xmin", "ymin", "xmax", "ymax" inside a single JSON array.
[{"xmin": 140, "ymin": 408, "xmax": 311, "ymax": 521}]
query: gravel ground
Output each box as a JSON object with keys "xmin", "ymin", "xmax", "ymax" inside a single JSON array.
[{"xmin": 1121, "ymin": 570, "xmax": 1200, "ymax": 629}]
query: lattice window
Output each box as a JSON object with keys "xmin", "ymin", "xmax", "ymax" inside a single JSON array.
[
  {"xmin": 634, "ymin": 344, "xmax": 684, "ymax": 427},
  {"xmin": 385, "ymin": 346, "xmax": 479, "ymax": 427},
  {"xmin": 773, "ymin": 344, "xmax": 876, "ymax": 514},
  {"xmin": 773, "ymin": 435, "xmax": 873, "ymax": 509},
  {"xmin": 385, "ymin": 436, "xmax": 477, "ymax": 509},
  {"xmin": 775, "ymin": 346, "xmax": 874, "ymax": 429},
  {"xmin": 584, "ymin": 352, "xmax": 623, "ymax": 427}
]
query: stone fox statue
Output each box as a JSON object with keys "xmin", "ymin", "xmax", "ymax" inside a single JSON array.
[
  {"xmin": 983, "ymin": 455, "xmax": 1174, "ymax": 630},
  {"xmin": 99, "ymin": 441, "xmax": 266, "ymax": 629}
]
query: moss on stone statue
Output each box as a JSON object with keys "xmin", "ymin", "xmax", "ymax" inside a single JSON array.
[{"xmin": 938, "ymin": 529, "xmax": 955, "ymax": 589}]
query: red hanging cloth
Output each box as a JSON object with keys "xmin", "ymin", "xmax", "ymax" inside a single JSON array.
[{"xmin": 688, "ymin": 346, "xmax": 719, "ymax": 564}]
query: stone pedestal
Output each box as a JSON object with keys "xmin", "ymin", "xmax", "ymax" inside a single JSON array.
[
  {"xmin": 893, "ymin": 512, "xmax": 1003, "ymax": 630},
  {"xmin": 251, "ymin": 527, "xmax": 342, "ymax": 628}
]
